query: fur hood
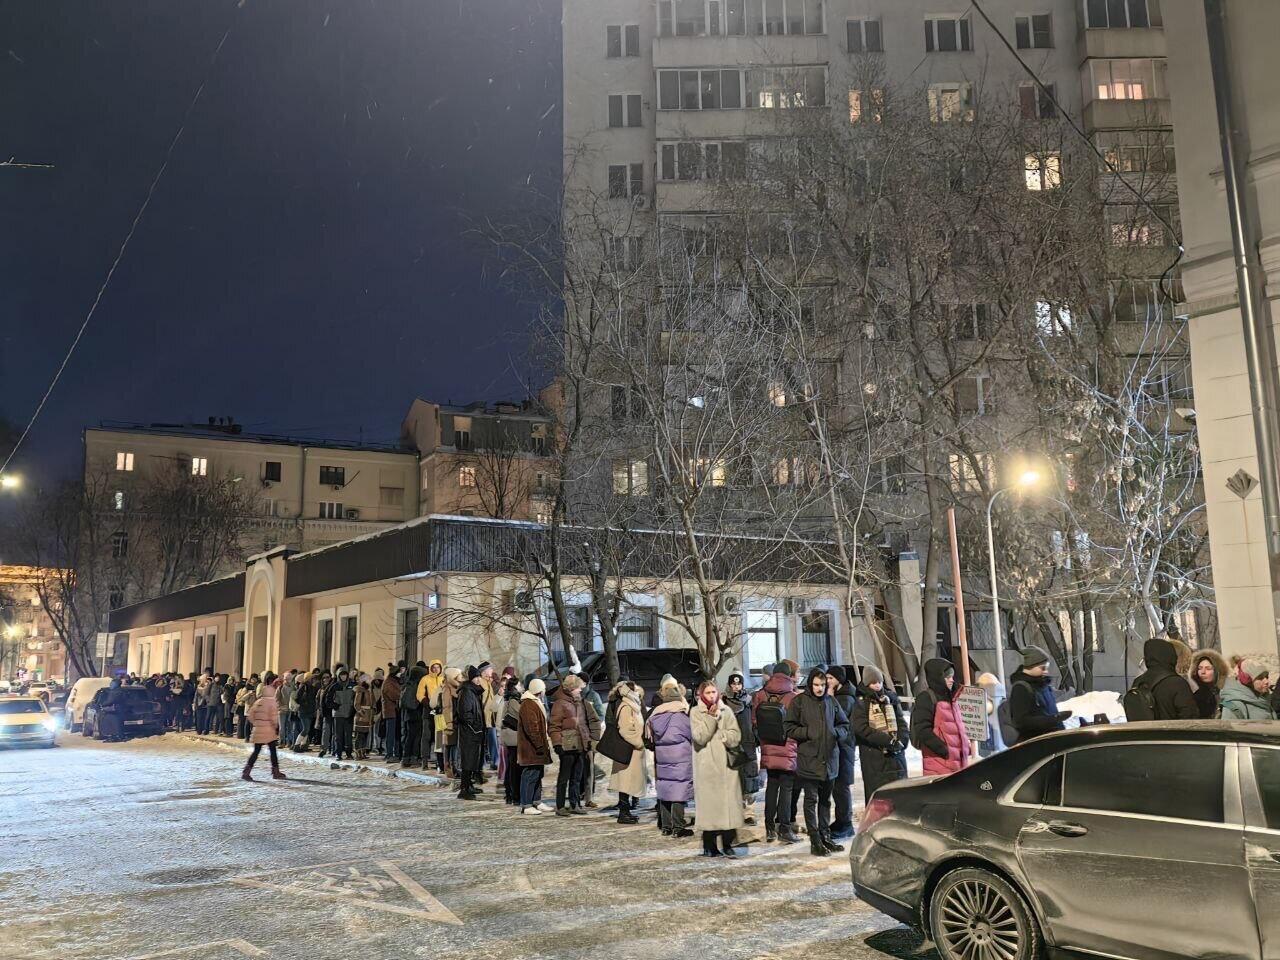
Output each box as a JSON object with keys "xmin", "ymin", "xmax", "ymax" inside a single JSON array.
[
  {"xmin": 1189, "ymin": 649, "xmax": 1230, "ymax": 691},
  {"xmin": 609, "ymin": 681, "xmax": 642, "ymax": 704},
  {"xmin": 1169, "ymin": 638, "xmax": 1194, "ymax": 677},
  {"xmin": 650, "ymin": 697, "xmax": 689, "ymax": 716}
]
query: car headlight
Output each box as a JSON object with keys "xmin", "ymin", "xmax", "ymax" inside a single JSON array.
[{"xmin": 41, "ymin": 717, "xmax": 57, "ymax": 733}]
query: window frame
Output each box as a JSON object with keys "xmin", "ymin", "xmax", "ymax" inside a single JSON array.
[
  {"xmin": 191, "ymin": 456, "xmax": 208, "ymax": 477},
  {"xmin": 263, "ymin": 460, "xmax": 282, "ymax": 483},
  {"xmin": 318, "ymin": 465, "xmax": 346, "ymax": 486},
  {"xmin": 115, "ymin": 451, "xmax": 134, "ymax": 472},
  {"xmin": 1015, "ymin": 13, "xmax": 1052, "ymax": 49},
  {"xmin": 745, "ymin": 609, "xmax": 781, "ymax": 672},
  {"xmin": 1083, "ymin": 0, "xmax": 1152, "ymax": 29},
  {"xmin": 318, "ymin": 500, "xmax": 344, "ymax": 519},
  {"xmin": 928, "ymin": 82, "xmax": 974, "ymax": 122},
  {"xmin": 924, "ymin": 15, "xmax": 973, "ymax": 53},
  {"xmin": 607, "ymin": 92, "xmax": 645, "ymax": 127},
  {"xmin": 846, "ymin": 17, "xmax": 882, "ymax": 52}
]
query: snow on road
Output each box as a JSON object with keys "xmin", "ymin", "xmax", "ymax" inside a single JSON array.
[{"xmin": 0, "ymin": 736, "xmax": 919, "ymax": 960}]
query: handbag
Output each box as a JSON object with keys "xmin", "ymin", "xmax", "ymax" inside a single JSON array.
[
  {"xmin": 725, "ymin": 742, "xmax": 751, "ymax": 771},
  {"xmin": 597, "ymin": 723, "xmax": 635, "ymax": 765}
]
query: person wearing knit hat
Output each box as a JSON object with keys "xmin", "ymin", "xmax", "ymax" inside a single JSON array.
[
  {"xmin": 1221, "ymin": 656, "xmax": 1276, "ymax": 720},
  {"xmin": 454, "ymin": 666, "xmax": 488, "ymax": 800},
  {"xmin": 772, "ymin": 661, "xmax": 795, "ymax": 678},
  {"xmin": 1020, "ymin": 646, "xmax": 1051, "ymax": 670},
  {"xmin": 516, "ymin": 678, "xmax": 554, "ymax": 813},
  {"xmin": 851, "ymin": 665, "xmax": 908, "ymax": 801},
  {"xmin": 1007, "ymin": 647, "xmax": 1070, "ymax": 745},
  {"xmin": 723, "ymin": 672, "xmax": 761, "ymax": 825}
]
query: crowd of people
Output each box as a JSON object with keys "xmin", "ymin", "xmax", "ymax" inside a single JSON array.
[{"xmin": 109, "ymin": 634, "xmax": 1277, "ymax": 858}]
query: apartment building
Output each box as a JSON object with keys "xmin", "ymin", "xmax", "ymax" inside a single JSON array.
[
  {"xmin": 84, "ymin": 421, "xmax": 421, "ymax": 554},
  {"xmin": 0, "ymin": 565, "xmax": 67, "ymax": 682},
  {"xmin": 1163, "ymin": 2, "xmax": 1280, "ymax": 660}
]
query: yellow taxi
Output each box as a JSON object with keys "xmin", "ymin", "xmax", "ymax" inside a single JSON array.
[{"xmin": 0, "ymin": 695, "xmax": 58, "ymax": 748}]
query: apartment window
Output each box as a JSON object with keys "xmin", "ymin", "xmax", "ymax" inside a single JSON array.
[
  {"xmin": 263, "ymin": 460, "xmax": 282, "ymax": 482},
  {"xmin": 1018, "ymin": 82, "xmax": 1057, "ymax": 119},
  {"xmin": 319, "ymin": 465, "xmax": 345, "ymax": 486},
  {"xmin": 1015, "ymin": 13, "xmax": 1052, "ymax": 48},
  {"xmin": 113, "ymin": 490, "xmax": 125, "ymax": 511},
  {"xmin": 1110, "ymin": 278, "xmax": 1182, "ymax": 323},
  {"xmin": 658, "ymin": 69, "xmax": 743, "ymax": 111},
  {"xmin": 115, "ymin": 451, "xmax": 134, "ymax": 472},
  {"xmin": 687, "ymin": 457, "xmax": 727, "ymax": 487},
  {"xmin": 608, "ymin": 162, "xmax": 646, "ymax": 199},
  {"xmin": 1035, "ymin": 299, "xmax": 1074, "ymax": 335},
  {"xmin": 379, "ymin": 486, "xmax": 404, "ymax": 507},
  {"xmin": 878, "ymin": 454, "xmax": 908, "ymax": 495},
  {"xmin": 954, "ymin": 375, "xmax": 995, "ymax": 415},
  {"xmin": 534, "ymin": 508, "xmax": 552, "ymax": 525},
  {"xmin": 1107, "ymin": 203, "xmax": 1177, "ymax": 246},
  {"xmin": 111, "ymin": 530, "xmax": 129, "ymax": 559},
  {"xmin": 800, "ymin": 612, "xmax": 832, "ymax": 669},
  {"xmin": 607, "ymin": 93, "xmax": 643, "ymax": 127},
  {"xmin": 928, "ymin": 83, "xmax": 974, "ymax": 122},
  {"xmin": 340, "ymin": 615, "xmax": 358, "ymax": 667},
  {"xmin": 397, "ymin": 607, "xmax": 419, "ymax": 664},
  {"xmin": 846, "ymin": 18, "xmax": 882, "ymax": 52},
  {"xmin": 847, "ymin": 88, "xmax": 884, "ymax": 123},
  {"xmin": 949, "ymin": 452, "xmax": 993, "ymax": 493},
  {"xmin": 772, "ymin": 456, "xmax": 811, "ymax": 487},
  {"xmin": 658, "ymin": 0, "xmax": 706, "ymax": 36},
  {"xmin": 745, "ymin": 610, "xmax": 780, "ymax": 672},
  {"xmin": 660, "ymin": 140, "xmax": 747, "ymax": 181},
  {"xmin": 317, "ymin": 618, "xmax": 334, "ymax": 668},
  {"xmin": 606, "ymin": 235, "xmax": 644, "ymax": 270},
  {"xmin": 1089, "ymin": 58, "xmax": 1167, "ymax": 101},
  {"xmin": 746, "ymin": 66, "xmax": 826, "ymax": 109},
  {"xmin": 191, "ymin": 456, "xmax": 208, "ymax": 477},
  {"xmin": 1148, "ymin": 357, "xmax": 1193, "ymax": 401},
  {"xmin": 1025, "ymin": 151, "xmax": 1062, "ymax": 190},
  {"xmin": 318, "ymin": 501, "xmax": 344, "ymax": 519},
  {"xmin": 109, "ymin": 586, "xmax": 125, "ymax": 611},
  {"xmin": 606, "ymin": 23, "xmax": 640, "ymax": 57},
  {"xmin": 612, "ymin": 458, "xmax": 649, "ymax": 496},
  {"xmin": 924, "ymin": 16, "xmax": 972, "ymax": 52},
  {"xmin": 1084, "ymin": 0, "xmax": 1152, "ymax": 29},
  {"xmin": 617, "ymin": 608, "xmax": 656, "ymax": 650},
  {"xmin": 1097, "ymin": 132, "xmax": 1175, "ymax": 173},
  {"xmin": 950, "ymin": 303, "xmax": 992, "ymax": 340},
  {"xmin": 531, "ymin": 423, "xmax": 548, "ymax": 454},
  {"xmin": 452, "ymin": 416, "xmax": 472, "ymax": 450},
  {"xmin": 458, "ymin": 465, "xmax": 477, "ymax": 488}
]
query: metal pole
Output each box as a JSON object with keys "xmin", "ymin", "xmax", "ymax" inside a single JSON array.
[
  {"xmin": 1205, "ymin": 0, "xmax": 1280, "ymax": 653},
  {"xmin": 947, "ymin": 507, "xmax": 972, "ymax": 686},
  {"xmin": 986, "ymin": 488, "xmax": 1008, "ymax": 691}
]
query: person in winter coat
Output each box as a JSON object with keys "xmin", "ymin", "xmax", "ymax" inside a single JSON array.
[
  {"xmin": 976, "ymin": 672, "xmax": 1006, "ymax": 756},
  {"xmin": 221, "ymin": 677, "xmax": 238, "ymax": 736},
  {"xmin": 825, "ymin": 666, "xmax": 858, "ymax": 839},
  {"xmin": 1189, "ymin": 649, "xmax": 1229, "ymax": 720},
  {"xmin": 851, "ymin": 666, "xmax": 908, "ymax": 802},
  {"xmin": 647, "ymin": 683, "xmax": 694, "ymax": 837},
  {"xmin": 500, "ymin": 676, "xmax": 523, "ymax": 805},
  {"xmin": 517, "ymin": 679, "xmax": 553, "ymax": 814},
  {"xmin": 607, "ymin": 681, "xmax": 647, "ymax": 824},
  {"xmin": 477, "ymin": 661, "xmax": 501, "ymax": 771},
  {"xmin": 438, "ymin": 666, "xmax": 463, "ymax": 774},
  {"xmin": 751, "ymin": 662, "xmax": 801, "ymax": 843},
  {"xmin": 318, "ymin": 670, "xmax": 340, "ymax": 757},
  {"xmin": 208, "ymin": 674, "xmax": 226, "ymax": 737},
  {"xmin": 911, "ymin": 659, "xmax": 971, "ymax": 777},
  {"xmin": 353, "ymin": 679, "xmax": 374, "ymax": 760},
  {"xmin": 580, "ymin": 681, "xmax": 606, "ymax": 808},
  {"xmin": 724, "ymin": 673, "xmax": 761, "ymax": 824},
  {"xmin": 293, "ymin": 673, "xmax": 318, "ymax": 751},
  {"xmin": 279, "ymin": 672, "xmax": 298, "ymax": 747},
  {"xmin": 242, "ymin": 673, "xmax": 287, "ymax": 782},
  {"xmin": 1007, "ymin": 647, "xmax": 1072, "ymax": 745},
  {"xmin": 194, "ymin": 674, "xmax": 212, "ymax": 734},
  {"xmin": 400, "ymin": 664, "xmax": 427, "ymax": 767},
  {"xmin": 785, "ymin": 667, "xmax": 850, "ymax": 857},
  {"xmin": 549, "ymin": 674, "xmax": 592, "ymax": 815},
  {"xmin": 332, "ymin": 674, "xmax": 356, "ymax": 760},
  {"xmin": 691, "ymin": 681, "xmax": 745, "ymax": 858},
  {"xmin": 419, "ymin": 660, "xmax": 444, "ymax": 770},
  {"xmin": 235, "ymin": 678, "xmax": 258, "ymax": 742},
  {"xmin": 1221, "ymin": 658, "xmax": 1276, "ymax": 720},
  {"xmin": 381, "ymin": 669, "xmax": 401, "ymax": 759},
  {"xmin": 1132, "ymin": 638, "xmax": 1200, "ymax": 721},
  {"xmin": 455, "ymin": 666, "xmax": 488, "ymax": 799}
]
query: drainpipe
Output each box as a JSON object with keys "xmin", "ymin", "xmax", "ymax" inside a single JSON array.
[
  {"xmin": 1204, "ymin": 0, "xmax": 1280, "ymax": 655},
  {"xmin": 298, "ymin": 444, "xmax": 308, "ymax": 533}
]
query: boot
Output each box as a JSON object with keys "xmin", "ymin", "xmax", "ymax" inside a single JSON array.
[
  {"xmin": 618, "ymin": 810, "xmax": 640, "ymax": 825},
  {"xmin": 765, "ymin": 826, "xmax": 777, "ymax": 843},
  {"xmin": 241, "ymin": 766, "xmax": 254, "ymax": 782},
  {"xmin": 271, "ymin": 768, "xmax": 287, "ymax": 780},
  {"xmin": 809, "ymin": 836, "xmax": 830, "ymax": 857},
  {"xmin": 720, "ymin": 832, "xmax": 739, "ymax": 858},
  {"xmin": 821, "ymin": 831, "xmax": 844, "ymax": 854},
  {"xmin": 701, "ymin": 833, "xmax": 723, "ymax": 858},
  {"xmin": 778, "ymin": 823, "xmax": 801, "ymax": 844}
]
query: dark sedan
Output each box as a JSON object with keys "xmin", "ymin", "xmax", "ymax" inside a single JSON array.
[
  {"xmin": 850, "ymin": 721, "xmax": 1280, "ymax": 960},
  {"xmin": 82, "ymin": 686, "xmax": 165, "ymax": 740}
]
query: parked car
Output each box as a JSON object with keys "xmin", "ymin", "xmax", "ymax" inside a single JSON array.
[
  {"xmin": 65, "ymin": 677, "xmax": 113, "ymax": 732},
  {"xmin": 0, "ymin": 696, "xmax": 58, "ymax": 748},
  {"xmin": 82, "ymin": 686, "xmax": 164, "ymax": 740},
  {"xmin": 850, "ymin": 720, "xmax": 1280, "ymax": 960},
  {"xmin": 537, "ymin": 648, "xmax": 705, "ymax": 703}
]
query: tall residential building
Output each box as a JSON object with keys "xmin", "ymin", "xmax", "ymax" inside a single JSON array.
[
  {"xmin": 1164, "ymin": 2, "xmax": 1280, "ymax": 659},
  {"xmin": 0, "ymin": 565, "xmax": 65, "ymax": 682}
]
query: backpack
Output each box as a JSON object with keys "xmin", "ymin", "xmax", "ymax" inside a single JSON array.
[
  {"xmin": 756, "ymin": 693, "xmax": 788, "ymax": 745},
  {"xmin": 997, "ymin": 697, "xmax": 1019, "ymax": 747},
  {"xmin": 1123, "ymin": 674, "xmax": 1177, "ymax": 721}
]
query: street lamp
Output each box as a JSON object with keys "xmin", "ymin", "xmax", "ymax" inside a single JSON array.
[
  {"xmin": 0, "ymin": 474, "xmax": 20, "ymax": 491},
  {"xmin": 986, "ymin": 468, "xmax": 1043, "ymax": 690}
]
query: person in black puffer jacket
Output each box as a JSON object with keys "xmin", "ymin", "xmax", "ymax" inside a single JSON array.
[
  {"xmin": 826, "ymin": 666, "xmax": 858, "ymax": 839},
  {"xmin": 784, "ymin": 666, "xmax": 850, "ymax": 858},
  {"xmin": 455, "ymin": 665, "xmax": 487, "ymax": 800},
  {"xmin": 723, "ymin": 673, "xmax": 761, "ymax": 824},
  {"xmin": 1132, "ymin": 637, "xmax": 1198, "ymax": 721},
  {"xmin": 851, "ymin": 666, "xmax": 908, "ymax": 801},
  {"xmin": 1007, "ymin": 647, "xmax": 1071, "ymax": 744},
  {"xmin": 400, "ymin": 663, "xmax": 427, "ymax": 766}
]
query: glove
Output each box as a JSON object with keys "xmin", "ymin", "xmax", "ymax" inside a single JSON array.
[
  {"xmin": 553, "ymin": 744, "xmax": 563, "ymax": 758},
  {"xmin": 1056, "ymin": 710, "xmax": 1073, "ymax": 721}
]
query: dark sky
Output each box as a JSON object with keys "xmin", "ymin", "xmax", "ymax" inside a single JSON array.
[{"xmin": 0, "ymin": 0, "xmax": 562, "ymax": 486}]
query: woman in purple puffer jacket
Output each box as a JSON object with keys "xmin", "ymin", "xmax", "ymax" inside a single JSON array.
[{"xmin": 646, "ymin": 684, "xmax": 694, "ymax": 838}]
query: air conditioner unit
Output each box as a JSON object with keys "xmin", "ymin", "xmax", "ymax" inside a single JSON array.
[
  {"xmin": 505, "ymin": 589, "xmax": 536, "ymax": 613},
  {"xmin": 851, "ymin": 599, "xmax": 869, "ymax": 618},
  {"xmin": 344, "ymin": 509, "xmax": 360, "ymax": 520},
  {"xmin": 719, "ymin": 594, "xmax": 741, "ymax": 616},
  {"xmin": 673, "ymin": 592, "xmax": 701, "ymax": 615},
  {"xmin": 632, "ymin": 193, "xmax": 651, "ymax": 211},
  {"xmin": 785, "ymin": 597, "xmax": 808, "ymax": 615}
]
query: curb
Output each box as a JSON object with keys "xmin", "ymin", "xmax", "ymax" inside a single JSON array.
[{"xmin": 174, "ymin": 733, "xmax": 449, "ymax": 786}]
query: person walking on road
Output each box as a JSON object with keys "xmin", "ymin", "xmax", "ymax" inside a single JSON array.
[
  {"xmin": 825, "ymin": 666, "xmax": 857, "ymax": 840},
  {"xmin": 242, "ymin": 673, "xmax": 287, "ymax": 782},
  {"xmin": 785, "ymin": 667, "xmax": 849, "ymax": 857},
  {"xmin": 1006, "ymin": 647, "xmax": 1072, "ymax": 745},
  {"xmin": 517, "ymin": 678, "xmax": 553, "ymax": 814},
  {"xmin": 549, "ymin": 674, "xmax": 591, "ymax": 816},
  {"xmin": 648, "ymin": 682, "xmax": 694, "ymax": 838},
  {"xmin": 911, "ymin": 659, "xmax": 971, "ymax": 777},
  {"xmin": 752, "ymin": 663, "xmax": 800, "ymax": 844},
  {"xmin": 851, "ymin": 666, "xmax": 908, "ymax": 803},
  {"xmin": 606, "ymin": 680, "xmax": 647, "ymax": 824},
  {"xmin": 1221, "ymin": 658, "xmax": 1276, "ymax": 720},
  {"xmin": 691, "ymin": 680, "xmax": 745, "ymax": 858}
]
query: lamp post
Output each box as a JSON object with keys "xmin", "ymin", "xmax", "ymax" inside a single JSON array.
[{"xmin": 986, "ymin": 469, "xmax": 1042, "ymax": 691}]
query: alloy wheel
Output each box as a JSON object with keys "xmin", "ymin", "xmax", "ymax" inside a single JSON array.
[{"xmin": 932, "ymin": 869, "xmax": 1036, "ymax": 960}]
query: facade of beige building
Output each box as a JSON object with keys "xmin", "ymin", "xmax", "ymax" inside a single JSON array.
[
  {"xmin": 1164, "ymin": 1, "xmax": 1280, "ymax": 659},
  {"xmin": 0, "ymin": 565, "xmax": 66, "ymax": 682}
]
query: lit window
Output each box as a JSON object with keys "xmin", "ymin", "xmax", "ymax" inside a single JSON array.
[
  {"xmin": 612, "ymin": 459, "xmax": 649, "ymax": 496},
  {"xmin": 113, "ymin": 491, "xmax": 125, "ymax": 511},
  {"xmin": 458, "ymin": 465, "xmax": 477, "ymax": 488},
  {"xmin": 928, "ymin": 83, "xmax": 973, "ymax": 122},
  {"xmin": 191, "ymin": 457, "xmax": 208, "ymax": 477},
  {"xmin": 949, "ymin": 453, "xmax": 993, "ymax": 493},
  {"xmin": 1034, "ymin": 300, "xmax": 1074, "ymax": 335},
  {"xmin": 115, "ymin": 451, "xmax": 134, "ymax": 472},
  {"xmin": 687, "ymin": 457, "xmax": 727, "ymax": 487},
  {"xmin": 848, "ymin": 87, "xmax": 884, "ymax": 123},
  {"xmin": 1090, "ymin": 58, "xmax": 1166, "ymax": 102},
  {"xmin": 768, "ymin": 381, "xmax": 788, "ymax": 407},
  {"xmin": 1025, "ymin": 152, "xmax": 1062, "ymax": 190}
]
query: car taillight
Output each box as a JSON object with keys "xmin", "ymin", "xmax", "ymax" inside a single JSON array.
[{"xmin": 859, "ymin": 796, "xmax": 894, "ymax": 830}]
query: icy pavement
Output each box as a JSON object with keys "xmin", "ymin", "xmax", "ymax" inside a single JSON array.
[{"xmin": 0, "ymin": 735, "xmax": 928, "ymax": 960}]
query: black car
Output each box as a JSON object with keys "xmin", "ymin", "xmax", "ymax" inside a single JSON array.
[
  {"xmin": 82, "ymin": 686, "xmax": 165, "ymax": 740},
  {"xmin": 851, "ymin": 720, "xmax": 1280, "ymax": 960},
  {"xmin": 538, "ymin": 648, "xmax": 704, "ymax": 703}
]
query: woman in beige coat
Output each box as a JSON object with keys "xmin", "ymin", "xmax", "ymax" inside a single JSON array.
[
  {"xmin": 607, "ymin": 681, "xmax": 647, "ymax": 824},
  {"xmin": 691, "ymin": 680, "xmax": 745, "ymax": 858}
]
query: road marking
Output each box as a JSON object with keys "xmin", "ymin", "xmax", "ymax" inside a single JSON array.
[
  {"xmin": 230, "ymin": 859, "xmax": 462, "ymax": 926},
  {"xmin": 122, "ymin": 939, "xmax": 267, "ymax": 959}
]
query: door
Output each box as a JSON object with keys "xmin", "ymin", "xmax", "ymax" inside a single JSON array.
[
  {"xmin": 1243, "ymin": 745, "xmax": 1280, "ymax": 959},
  {"xmin": 1015, "ymin": 742, "xmax": 1254, "ymax": 960}
]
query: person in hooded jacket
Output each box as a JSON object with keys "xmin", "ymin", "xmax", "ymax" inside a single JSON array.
[
  {"xmin": 455, "ymin": 666, "xmax": 487, "ymax": 799},
  {"xmin": 825, "ymin": 666, "xmax": 858, "ymax": 839},
  {"xmin": 500, "ymin": 676, "xmax": 523, "ymax": 804},
  {"xmin": 691, "ymin": 681, "xmax": 746, "ymax": 858},
  {"xmin": 317, "ymin": 670, "xmax": 339, "ymax": 757},
  {"xmin": 381, "ymin": 668, "xmax": 401, "ymax": 759},
  {"xmin": 549, "ymin": 674, "xmax": 592, "ymax": 815},
  {"xmin": 751, "ymin": 662, "xmax": 801, "ymax": 843},
  {"xmin": 1131, "ymin": 637, "xmax": 1200, "ymax": 721},
  {"xmin": 784, "ymin": 666, "xmax": 850, "ymax": 857},
  {"xmin": 293, "ymin": 673, "xmax": 318, "ymax": 751},
  {"xmin": 607, "ymin": 681, "xmax": 647, "ymax": 824},
  {"xmin": 400, "ymin": 663, "xmax": 427, "ymax": 766},
  {"xmin": 242, "ymin": 673, "xmax": 287, "ymax": 782},
  {"xmin": 422, "ymin": 660, "xmax": 446, "ymax": 771},
  {"xmin": 517, "ymin": 678, "xmax": 554, "ymax": 814},
  {"xmin": 580, "ymin": 680, "xmax": 606, "ymax": 808},
  {"xmin": 1178, "ymin": 650, "xmax": 1225, "ymax": 720},
  {"xmin": 1007, "ymin": 647, "xmax": 1072, "ymax": 744},
  {"xmin": 1221, "ymin": 658, "xmax": 1276, "ymax": 720},
  {"xmin": 851, "ymin": 666, "xmax": 908, "ymax": 801},
  {"xmin": 911, "ymin": 659, "xmax": 971, "ymax": 777},
  {"xmin": 438, "ymin": 666, "xmax": 463, "ymax": 776},
  {"xmin": 647, "ymin": 683, "xmax": 694, "ymax": 837},
  {"xmin": 209, "ymin": 674, "xmax": 226, "ymax": 738},
  {"xmin": 724, "ymin": 673, "xmax": 761, "ymax": 824}
]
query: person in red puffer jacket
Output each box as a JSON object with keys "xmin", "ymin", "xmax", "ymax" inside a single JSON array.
[
  {"xmin": 910, "ymin": 659, "xmax": 971, "ymax": 777},
  {"xmin": 752, "ymin": 663, "xmax": 801, "ymax": 843}
]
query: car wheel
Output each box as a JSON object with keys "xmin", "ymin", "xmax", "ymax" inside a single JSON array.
[{"xmin": 929, "ymin": 867, "xmax": 1041, "ymax": 960}]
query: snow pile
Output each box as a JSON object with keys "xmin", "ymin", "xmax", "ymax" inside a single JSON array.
[{"xmin": 1058, "ymin": 689, "xmax": 1125, "ymax": 727}]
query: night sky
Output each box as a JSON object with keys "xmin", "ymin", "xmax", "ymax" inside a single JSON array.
[{"xmin": 0, "ymin": 0, "xmax": 562, "ymax": 486}]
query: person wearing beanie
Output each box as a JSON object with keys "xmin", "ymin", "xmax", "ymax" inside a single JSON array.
[
  {"xmin": 1006, "ymin": 646, "xmax": 1071, "ymax": 745},
  {"xmin": 824, "ymin": 666, "xmax": 857, "ymax": 839},
  {"xmin": 975, "ymin": 672, "xmax": 1007, "ymax": 755},
  {"xmin": 516, "ymin": 678, "xmax": 554, "ymax": 813},
  {"xmin": 548, "ymin": 674, "xmax": 591, "ymax": 815},
  {"xmin": 649, "ymin": 673, "xmax": 680, "ymax": 711},
  {"xmin": 752, "ymin": 661, "xmax": 801, "ymax": 843},
  {"xmin": 784, "ymin": 667, "xmax": 850, "ymax": 857},
  {"xmin": 647, "ymin": 683, "xmax": 694, "ymax": 837},
  {"xmin": 1131, "ymin": 637, "xmax": 1200, "ymax": 721},
  {"xmin": 851, "ymin": 665, "xmax": 908, "ymax": 802},
  {"xmin": 452, "ymin": 666, "xmax": 487, "ymax": 800},
  {"xmin": 1220, "ymin": 656, "xmax": 1276, "ymax": 720},
  {"xmin": 723, "ymin": 672, "xmax": 761, "ymax": 825}
]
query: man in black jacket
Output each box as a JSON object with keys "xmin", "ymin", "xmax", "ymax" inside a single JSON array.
[
  {"xmin": 784, "ymin": 666, "xmax": 850, "ymax": 858},
  {"xmin": 1132, "ymin": 637, "xmax": 1198, "ymax": 721},
  {"xmin": 455, "ymin": 665, "xmax": 487, "ymax": 800},
  {"xmin": 1007, "ymin": 647, "xmax": 1072, "ymax": 745},
  {"xmin": 825, "ymin": 666, "xmax": 858, "ymax": 840},
  {"xmin": 851, "ymin": 666, "xmax": 908, "ymax": 802}
]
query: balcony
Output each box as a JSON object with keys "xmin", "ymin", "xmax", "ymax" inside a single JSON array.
[
  {"xmin": 1079, "ymin": 27, "xmax": 1166, "ymax": 61},
  {"xmin": 652, "ymin": 33, "xmax": 828, "ymax": 69},
  {"xmin": 1083, "ymin": 97, "xmax": 1171, "ymax": 131}
]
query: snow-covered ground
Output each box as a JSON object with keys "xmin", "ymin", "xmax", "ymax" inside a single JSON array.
[{"xmin": 1057, "ymin": 690, "xmax": 1126, "ymax": 726}]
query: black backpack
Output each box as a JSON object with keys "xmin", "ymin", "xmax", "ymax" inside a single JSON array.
[
  {"xmin": 1123, "ymin": 675, "xmax": 1177, "ymax": 721},
  {"xmin": 997, "ymin": 696, "xmax": 1019, "ymax": 747},
  {"xmin": 756, "ymin": 692, "xmax": 788, "ymax": 745}
]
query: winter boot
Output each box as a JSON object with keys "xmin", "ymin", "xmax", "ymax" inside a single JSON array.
[
  {"xmin": 271, "ymin": 768, "xmax": 288, "ymax": 780},
  {"xmin": 765, "ymin": 825, "xmax": 777, "ymax": 843},
  {"xmin": 618, "ymin": 810, "xmax": 640, "ymax": 825},
  {"xmin": 721, "ymin": 832, "xmax": 740, "ymax": 858},
  {"xmin": 241, "ymin": 765, "xmax": 254, "ymax": 782},
  {"xmin": 778, "ymin": 823, "xmax": 801, "ymax": 844},
  {"xmin": 809, "ymin": 836, "xmax": 830, "ymax": 857},
  {"xmin": 701, "ymin": 833, "xmax": 723, "ymax": 857},
  {"xmin": 821, "ymin": 831, "xmax": 844, "ymax": 854}
]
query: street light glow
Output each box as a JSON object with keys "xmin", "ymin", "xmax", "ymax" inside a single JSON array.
[
  {"xmin": 0, "ymin": 474, "xmax": 20, "ymax": 490},
  {"xmin": 1018, "ymin": 468, "xmax": 1041, "ymax": 489}
]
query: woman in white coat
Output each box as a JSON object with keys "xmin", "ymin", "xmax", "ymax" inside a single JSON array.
[{"xmin": 690, "ymin": 680, "xmax": 745, "ymax": 858}]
